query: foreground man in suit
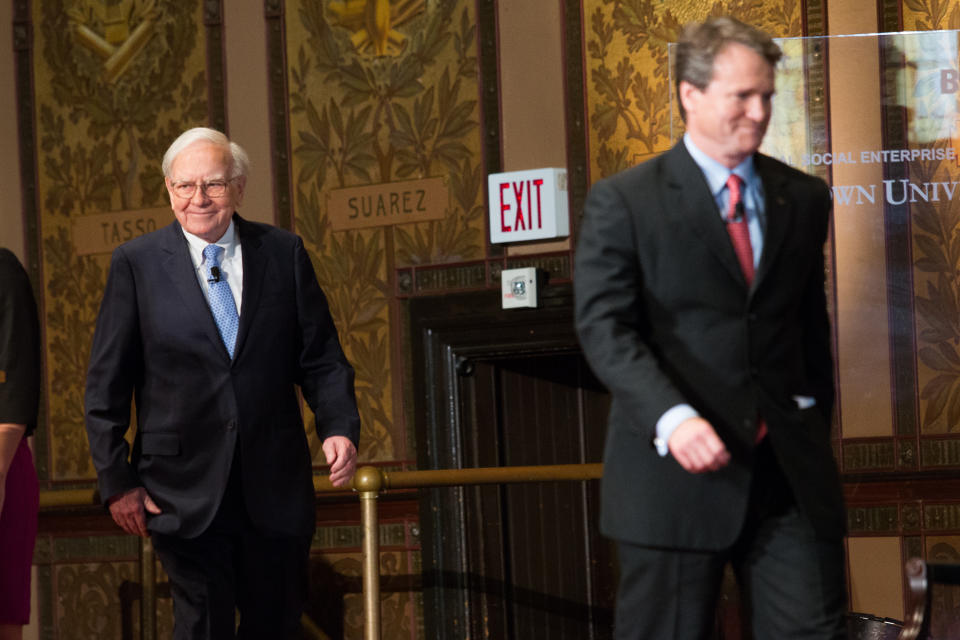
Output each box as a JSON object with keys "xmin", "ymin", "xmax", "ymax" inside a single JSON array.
[
  {"xmin": 575, "ymin": 17, "xmax": 847, "ymax": 639},
  {"xmin": 85, "ymin": 127, "xmax": 361, "ymax": 639}
]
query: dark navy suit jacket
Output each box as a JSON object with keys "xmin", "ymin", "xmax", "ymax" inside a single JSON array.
[{"xmin": 85, "ymin": 214, "xmax": 360, "ymax": 538}]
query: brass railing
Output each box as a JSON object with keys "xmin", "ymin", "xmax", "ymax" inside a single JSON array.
[{"xmin": 39, "ymin": 462, "xmax": 603, "ymax": 640}]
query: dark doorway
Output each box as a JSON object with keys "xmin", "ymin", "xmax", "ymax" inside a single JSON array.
[{"xmin": 408, "ymin": 285, "xmax": 615, "ymax": 639}]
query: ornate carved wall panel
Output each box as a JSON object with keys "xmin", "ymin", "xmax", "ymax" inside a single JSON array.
[
  {"xmin": 31, "ymin": 533, "xmax": 175, "ymax": 639},
  {"xmin": 22, "ymin": 0, "xmax": 225, "ymax": 485},
  {"xmin": 276, "ymin": 1, "xmax": 488, "ymax": 464},
  {"xmin": 581, "ymin": 0, "xmax": 811, "ymax": 182},
  {"xmin": 19, "ymin": 2, "xmax": 225, "ymax": 637}
]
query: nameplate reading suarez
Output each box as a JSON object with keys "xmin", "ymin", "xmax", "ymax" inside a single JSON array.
[{"xmin": 327, "ymin": 177, "xmax": 448, "ymax": 231}]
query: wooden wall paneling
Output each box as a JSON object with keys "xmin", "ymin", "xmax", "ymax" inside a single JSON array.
[
  {"xmin": 477, "ymin": 0, "xmax": 502, "ymax": 264},
  {"xmin": 264, "ymin": 0, "xmax": 293, "ymax": 231},
  {"xmin": 804, "ymin": 0, "xmax": 828, "ymax": 35},
  {"xmin": 12, "ymin": 0, "xmax": 39, "ymax": 281},
  {"xmin": 561, "ymin": 0, "xmax": 588, "ymax": 236},
  {"xmin": 204, "ymin": 0, "xmax": 227, "ymax": 133},
  {"xmin": 877, "ymin": 35, "xmax": 918, "ymax": 445},
  {"xmin": 460, "ymin": 359, "xmax": 511, "ymax": 639},
  {"xmin": 489, "ymin": 355, "xmax": 612, "ymax": 638},
  {"xmin": 12, "ymin": 0, "xmax": 48, "ymax": 488},
  {"xmin": 878, "ymin": 0, "xmax": 903, "ymax": 32},
  {"xmin": 410, "ymin": 290, "xmax": 497, "ymax": 637}
]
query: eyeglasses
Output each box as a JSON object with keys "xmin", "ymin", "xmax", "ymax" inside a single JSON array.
[{"xmin": 170, "ymin": 178, "xmax": 237, "ymax": 199}]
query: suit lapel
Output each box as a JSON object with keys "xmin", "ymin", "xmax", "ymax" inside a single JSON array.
[
  {"xmin": 663, "ymin": 144, "xmax": 747, "ymax": 288},
  {"xmin": 234, "ymin": 215, "xmax": 266, "ymax": 359},
  {"xmin": 158, "ymin": 222, "xmax": 230, "ymax": 359},
  {"xmin": 754, "ymin": 155, "xmax": 792, "ymax": 292}
]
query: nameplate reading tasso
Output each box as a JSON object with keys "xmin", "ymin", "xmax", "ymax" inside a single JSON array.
[
  {"xmin": 327, "ymin": 177, "xmax": 448, "ymax": 231},
  {"xmin": 73, "ymin": 207, "xmax": 173, "ymax": 255}
]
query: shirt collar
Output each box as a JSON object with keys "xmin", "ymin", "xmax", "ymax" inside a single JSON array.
[
  {"xmin": 182, "ymin": 219, "xmax": 238, "ymax": 268},
  {"xmin": 683, "ymin": 134, "xmax": 757, "ymax": 196}
]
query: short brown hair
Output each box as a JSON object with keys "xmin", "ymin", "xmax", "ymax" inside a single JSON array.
[{"xmin": 674, "ymin": 17, "xmax": 782, "ymax": 121}]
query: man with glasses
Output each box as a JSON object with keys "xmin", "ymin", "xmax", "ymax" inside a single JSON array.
[{"xmin": 85, "ymin": 127, "xmax": 361, "ymax": 639}]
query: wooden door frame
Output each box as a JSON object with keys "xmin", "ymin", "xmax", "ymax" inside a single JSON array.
[{"xmin": 407, "ymin": 284, "xmax": 586, "ymax": 637}]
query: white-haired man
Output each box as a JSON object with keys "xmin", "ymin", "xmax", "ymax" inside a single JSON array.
[{"xmin": 85, "ymin": 127, "xmax": 360, "ymax": 639}]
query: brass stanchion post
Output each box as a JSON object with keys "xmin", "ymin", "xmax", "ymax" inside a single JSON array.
[
  {"xmin": 140, "ymin": 536, "xmax": 156, "ymax": 640},
  {"xmin": 354, "ymin": 467, "xmax": 383, "ymax": 640}
]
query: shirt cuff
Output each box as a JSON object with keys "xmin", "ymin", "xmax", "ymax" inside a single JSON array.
[{"xmin": 653, "ymin": 404, "xmax": 699, "ymax": 457}]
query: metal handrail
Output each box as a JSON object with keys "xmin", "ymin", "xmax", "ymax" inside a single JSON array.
[
  {"xmin": 39, "ymin": 462, "xmax": 604, "ymax": 640},
  {"xmin": 316, "ymin": 463, "xmax": 604, "ymax": 640},
  {"xmin": 38, "ymin": 488, "xmax": 98, "ymax": 508}
]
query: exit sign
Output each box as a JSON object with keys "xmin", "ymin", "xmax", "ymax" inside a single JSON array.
[{"xmin": 488, "ymin": 168, "xmax": 569, "ymax": 244}]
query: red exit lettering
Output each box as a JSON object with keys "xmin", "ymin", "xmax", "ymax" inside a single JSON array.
[{"xmin": 498, "ymin": 178, "xmax": 544, "ymax": 233}]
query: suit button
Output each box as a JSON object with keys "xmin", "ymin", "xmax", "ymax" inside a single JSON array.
[
  {"xmin": 750, "ymin": 367, "xmax": 759, "ymax": 376},
  {"xmin": 226, "ymin": 421, "xmax": 236, "ymax": 431},
  {"xmin": 748, "ymin": 313, "xmax": 758, "ymax": 322}
]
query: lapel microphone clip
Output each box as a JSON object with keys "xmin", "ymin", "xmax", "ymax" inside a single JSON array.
[{"xmin": 730, "ymin": 201, "xmax": 745, "ymax": 223}]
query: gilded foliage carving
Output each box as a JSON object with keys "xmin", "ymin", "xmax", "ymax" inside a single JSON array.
[
  {"xmin": 902, "ymin": 2, "xmax": 960, "ymax": 433},
  {"xmin": 55, "ymin": 561, "xmax": 137, "ymax": 638},
  {"xmin": 583, "ymin": 0, "xmax": 802, "ymax": 181},
  {"xmin": 288, "ymin": 1, "xmax": 484, "ymax": 461},
  {"xmin": 910, "ymin": 127, "xmax": 960, "ymax": 435},
  {"xmin": 291, "ymin": 2, "xmax": 481, "ymax": 264},
  {"xmin": 903, "ymin": 0, "xmax": 960, "ymax": 29},
  {"xmin": 35, "ymin": 0, "xmax": 208, "ymax": 479},
  {"xmin": 913, "ymin": 156, "xmax": 960, "ymax": 433}
]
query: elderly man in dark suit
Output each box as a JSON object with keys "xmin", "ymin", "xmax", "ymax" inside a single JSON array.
[
  {"xmin": 85, "ymin": 127, "xmax": 360, "ymax": 639},
  {"xmin": 575, "ymin": 17, "xmax": 847, "ymax": 640}
]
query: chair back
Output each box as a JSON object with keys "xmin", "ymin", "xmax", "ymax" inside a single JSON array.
[{"xmin": 898, "ymin": 557, "xmax": 960, "ymax": 640}]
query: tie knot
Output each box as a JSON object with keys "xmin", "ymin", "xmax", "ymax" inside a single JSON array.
[
  {"xmin": 726, "ymin": 173, "xmax": 743, "ymax": 196},
  {"xmin": 203, "ymin": 244, "xmax": 224, "ymax": 267},
  {"xmin": 726, "ymin": 174, "xmax": 744, "ymax": 222}
]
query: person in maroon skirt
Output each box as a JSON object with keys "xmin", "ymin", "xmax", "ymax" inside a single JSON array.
[{"xmin": 0, "ymin": 248, "xmax": 41, "ymax": 640}]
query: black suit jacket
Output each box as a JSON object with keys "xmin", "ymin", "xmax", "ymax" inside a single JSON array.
[
  {"xmin": 574, "ymin": 142, "xmax": 845, "ymax": 550},
  {"xmin": 85, "ymin": 214, "xmax": 360, "ymax": 538}
]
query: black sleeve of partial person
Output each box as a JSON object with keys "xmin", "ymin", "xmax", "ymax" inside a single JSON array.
[{"xmin": 0, "ymin": 249, "xmax": 41, "ymax": 435}]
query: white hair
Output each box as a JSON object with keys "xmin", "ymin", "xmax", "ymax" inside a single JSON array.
[{"xmin": 161, "ymin": 127, "xmax": 250, "ymax": 178}]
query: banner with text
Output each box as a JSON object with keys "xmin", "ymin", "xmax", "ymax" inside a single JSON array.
[{"xmin": 669, "ymin": 31, "xmax": 960, "ymax": 450}]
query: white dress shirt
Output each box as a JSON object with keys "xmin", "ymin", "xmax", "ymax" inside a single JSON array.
[{"xmin": 181, "ymin": 220, "xmax": 243, "ymax": 314}]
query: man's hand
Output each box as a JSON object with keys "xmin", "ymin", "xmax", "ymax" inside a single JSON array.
[
  {"xmin": 107, "ymin": 487, "xmax": 161, "ymax": 538},
  {"xmin": 323, "ymin": 435, "xmax": 358, "ymax": 488},
  {"xmin": 668, "ymin": 417, "xmax": 730, "ymax": 473}
]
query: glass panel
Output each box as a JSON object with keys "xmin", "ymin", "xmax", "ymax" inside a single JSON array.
[{"xmin": 669, "ymin": 32, "xmax": 960, "ymax": 445}]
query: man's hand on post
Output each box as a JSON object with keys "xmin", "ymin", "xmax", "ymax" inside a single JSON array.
[
  {"xmin": 323, "ymin": 435, "xmax": 358, "ymax": 488},
  {"xmin": 107, "ymin": 486, "xmax": 161, "ymax": 538},
  {"xmin": 667, "ymin": 417, "xmax": 731, "ymax": 473}
]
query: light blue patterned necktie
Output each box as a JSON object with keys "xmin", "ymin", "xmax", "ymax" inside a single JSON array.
[{"xmin": 202, "ymin": 244, "xmax": 239, "ymax": 358}]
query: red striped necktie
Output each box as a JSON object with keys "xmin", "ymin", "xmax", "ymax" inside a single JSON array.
[{"xmin": 725, "ymin": 174, "xmax": 754, "ymax": 284}]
